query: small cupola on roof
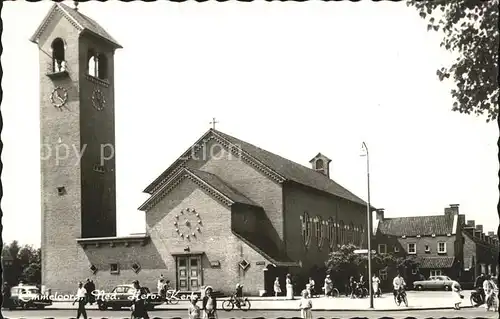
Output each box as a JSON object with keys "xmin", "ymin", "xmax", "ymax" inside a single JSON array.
[{"xmin": 309, "ymin": 153, "xmax": 332, "ymax": 178}]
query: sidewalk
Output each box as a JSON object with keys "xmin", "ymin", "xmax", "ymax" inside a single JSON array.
[{"xmin": 48, "ymin": 290, "xmax": 475, "ymax": 311}]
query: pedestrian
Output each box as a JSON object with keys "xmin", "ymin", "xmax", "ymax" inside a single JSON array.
[
  {"xmin": 202, "ymin": 286, "xmax": 218, "ymax": 319},
  {"xmin": 88, "ymin": 280, "xmax": 96, "ymax": 305},
  {"xmin": 451, "ymin": 280, "xmax": 463, "ymax": 310},
  {"xmin": 298, "ymin": 289, "xmax": 313, "ymax": 319},
  {"xmin": 72, "ymin": 282, "xmax": 87, "ymax": 319},
  {"xmin": 308, "ymin": 277, "xmax": 315, "ymax": 298},
  {"xmin": 188, "ymin": 294, "xmax": 201, "ymax": 319},
  {"xmin": 324, "ymin": 275, "xmax": 333, "ymax": 297},
  {"xmin": 286, "ymin": 273, "xmax": 294, "ymax": 300},
  {"xmin": 372, "ymin": 274, "xmax": 381, "ymax": 298},
  {"xmin": 483, "ymin": 275, "xmax": 497, "ymax": 311},
  {"xmin": 131, "ymin": 280, "xmax": 150, "ymax": 319},
  {"xmin": 349, "ymin": 276, "xmax": 356, "ymax": 298},
  {"xmin": 475, "ymin": 273, "xmax": 486, "ymax": 302},
  {"xmin": 157, "ymin": 275, "xmax": 165, "ymax": 295},
  {"xmin": 274, "ymin": 277, "xmax": 282, "ymax": 297}
]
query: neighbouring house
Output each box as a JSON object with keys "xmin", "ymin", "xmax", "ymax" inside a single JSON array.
[
  {"xmin": 373, "ymin": 204, "xmax": 464, "ymax": 288},
  {"xmin": 461, "ymin": 220, "xmax": 499, "ymax": 287}
]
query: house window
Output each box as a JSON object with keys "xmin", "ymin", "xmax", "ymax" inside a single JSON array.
[
  {"xmin": 110, "ymin": 263, "xmax": 120, "ymax": 274},
  {"xmin": 425, "ymin": 245, "xmax": 430, "ymax": 252},
  {"xmin": 437, "ymin": 242, "xmax": 446, "ymax": 253},
  {"xmin": 315, "ymin": 216, "xmax": 324, "ymax": 249},
  {"xmin": 430, "ymin": 269, "xmax": 442, "ymax": 277},
  {"xmin": 338, "ymin": 221, "xmax": 345, "ymax": 245},
  {"xmin": 407, "ymin": 243, "xmax": 416, "ymax": 254},
  {"xmin": 378, "ymin": 244, "xmax": 387, "ymax": 254},
  {"xmin": 379, "ymin": 269, "xmax": 387, "ymax": 280},
  {"xmin": 394, "ymin": 246, "xmax": 399, "ymax": 253},
  {"xmin": 301, "ymin": 212, "xmax": 312, "ymax": 248},
  {"xmin": 93, "ymin": 164, "xmax": 105, "ymax": 173}
]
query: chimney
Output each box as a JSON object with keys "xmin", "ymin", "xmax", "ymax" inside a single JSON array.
[
  {"xmin": 476, "ymin": 225, "xmax": 483, "ymax": 232},
  {"xmin": 467, "ymin": 220, "xmax": 475, "ymax": 228},
  {"xmin": 488, "ymin": 231, "xmax": 495, "ymax": 237},
  {"xmin": 376, "ymin": 208, "xmax": 385, "ymax": 221},
  {"xmin": 445, "ymin": 204, "xmax": 459, "ymax": 216},
  {"xmin": 309, "ymin": 153, "xmax": 332, "ymax": 178}
]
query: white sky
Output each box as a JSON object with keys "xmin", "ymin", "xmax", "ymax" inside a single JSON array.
[{"xmin": 2, "ymin": 1, "xmax": 498, "ymax": 247}]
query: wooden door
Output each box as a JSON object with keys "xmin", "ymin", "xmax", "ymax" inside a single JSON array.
[{"xmin": 177, "ymin": 255, "xmax": 202, "ymax": 291}]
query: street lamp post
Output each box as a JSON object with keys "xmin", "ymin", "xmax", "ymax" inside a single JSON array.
[{"xmin": 361, "ymin": 142, "xmax": 374, "ymax": 309}]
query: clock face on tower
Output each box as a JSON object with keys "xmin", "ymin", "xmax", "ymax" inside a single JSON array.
[
  {"xmin": 92, "ymin": 89, "xmax": 106, "ymax": 111},
  {"xmin": 174, "ymin": 208, "xmax": 202, "ymax": 239},
  {"xmin": 50, "ymin": 87, "xmax": 68, "ymax": 108}
]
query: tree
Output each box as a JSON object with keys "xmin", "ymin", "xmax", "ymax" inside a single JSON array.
[
  {"xmin": 2, "ymin": 241, "xmax": 41, "ymax": 286},
  {"xmin": 407, "ymin": 0, "xmax": 499, "ymax": 122}
]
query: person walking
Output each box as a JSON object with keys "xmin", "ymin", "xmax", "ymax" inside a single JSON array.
[
  {"xmin": 202, "ymin": 286, "xmax": 218, "ymax": 319},
  {"xmin": 188, "ymin": 294, "xmax": 201, "ymax": 319},
  {"xmin": 274, "ymin": 277, "xmax": 282, "ymax": 297},
  {"xmin": 483, "ymin": 275, "xmax": 497, "ymax": 311},
  {"xmin": 372, "ymin": 274, "xmax": 381, "ymax": 298},
  {"xmin": 298, "ymin": 289, "xmax": 313, "ymax": 319},
  {"xmin": 286, "ymin": 274, "xmax": 294, "ymax": 300},
  {"xmin": 72, "ymin": 282, "xmax": 88, "ymax": 319},
  {"xmin": 131, "ymin": 280, "xmax": 150, "ymax": 319},
  {"xmin": 157, "ymin": 275, "xmax": 165, "ymax": 295},
  {"xmin": 88, "ymin": 280, "xmax": 96, "ymax": 305},
  {"xmin": 451, "ymin": 280, "xmax": 463, "ymax": 310},
  {"xmin": 323, "ymin": 275, "xmax": 333, "ymax": 297},
  {"xmin": 349, "ymin": 276, "xmax": 356, "ymax": 298}
]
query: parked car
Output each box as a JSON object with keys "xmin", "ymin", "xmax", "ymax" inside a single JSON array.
[
  {"xmin": 413, "ymin": 275, "xmax": 455, "ymax": 291},
  {"xmin": 96, "ymin": 284, "xmax": 162, "ymax": 310},
  {"xmin": 3, "ymin": 285, "xmax": 52, "ymax": 310}
]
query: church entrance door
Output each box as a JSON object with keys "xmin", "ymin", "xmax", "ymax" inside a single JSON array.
[{"xmin": 176, "ymin": 255, "xmax": 202, "ymax": 291}]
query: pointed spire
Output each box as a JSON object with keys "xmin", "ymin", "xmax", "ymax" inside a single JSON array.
[{"xmin": 74, "ymin": 1, "xmax": 79, "ymax": 11}]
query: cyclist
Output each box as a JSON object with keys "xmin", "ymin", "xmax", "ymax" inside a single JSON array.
[
  {"xmin": 234, "ymin": 283, "xmax": 244, "ymax": 308},
  {"xmin": 475, "ymin": 273, "xmax": 486, "ymax": 304},
  {"xmin": 392, "ymin": 273, "xmax": 406, "ymax": 304}
]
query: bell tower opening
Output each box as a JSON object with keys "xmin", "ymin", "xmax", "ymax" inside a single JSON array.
[
  {"xmin": 309, "ymin": 153, "xmax": 332, "ymax": 178},
  {"xmin": 51, "ymin": 38, "xmax": 66, "ymax": 73}
]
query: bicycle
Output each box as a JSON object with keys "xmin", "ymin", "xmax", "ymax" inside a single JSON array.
[
  {"xmin": 221, "ymin": 295, "xmax": 251, "ymax": 311},
  {"xmin": 354, "ymin": 283, "xmax": 368, "ymax": 298},
  {"xmin": 394, "ymin": 289, "xmax": 408, "ymax": 307},
  {"xmin": 323, "ymin": 287, "xmax": 340, "ymax": 297},
  {"xmin": 470, "ymin": 288, "xmax": 484, "ymax": 307}
]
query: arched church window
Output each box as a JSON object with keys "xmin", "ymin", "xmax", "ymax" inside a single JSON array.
[
  {"xmin": 87, "ymin": 50, "xmax": 108, "ymax": 80},
  {"xmin": 301, "ymin": 212, "xmax": 312, "ymax": 248},
  {"xmin": 314, "ymin": 216, "xmax": 324, "ymax": 249},
  {"xmin": 315, "ymin": 159, "xmax": 324, "ymax": 170},
  {"xmin": 348, "ymin": 222, "xmax": 355, "ymax": 244},
  {"xmin": 338, "ymin": 220, "xmax": 344, "ymax": 245},
  {"xmin": 327, "ymin": 217, "xmax": 335, "ymax": 249},
  {"xmin": 51, "ymin": 38, "xmax": 66, "ymax": 73}
]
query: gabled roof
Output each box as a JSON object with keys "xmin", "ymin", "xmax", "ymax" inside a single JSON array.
[
  {"xmin": 30, "ymin": 3, "xmax": 122, "ymax": 49},
  {"xmin": 214, "ymin": 130, "xmax": 368, "ymax": 206},
  {"xmin": 378, "ymin": 215, "xmax": 454, "ymax": 237},
  {"xmin": 143, "ymin": 129, "xmax": 369, "ymax": 207},
  {"xmin": 417, "ymin": 256, "xmax": 455, "ymax": 269},
  {"xmin": 138, "ymin": 167, "xmax": 258, "ymax": 211}
]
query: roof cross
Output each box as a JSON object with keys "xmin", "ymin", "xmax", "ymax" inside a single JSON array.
[
  {"xmin": 210, "ymin": 117, "xmax": 218, "ymax": 130},
  {"xmin": 74, "ymin": 1, "xmax": 79, "ymax": 11}
]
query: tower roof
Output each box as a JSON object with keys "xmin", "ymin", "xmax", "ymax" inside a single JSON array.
[{"xmin": 30, "ymin": 3, "xmax": 122, "ymax": 49}]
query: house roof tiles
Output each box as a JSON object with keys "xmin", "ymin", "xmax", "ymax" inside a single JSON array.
[
  {"xmin": 417, "ymin": 256, "xmax": 455, "ymax": 269},
  {"xmin": 378, "ymin": 215, "xmax": 454, "ymax": 237}
]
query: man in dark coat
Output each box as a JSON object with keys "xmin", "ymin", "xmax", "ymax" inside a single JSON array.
[
  {"xmin": 475, "ymin": 273, "xmax": 486, "ymax": 301},
  {"xmin": 131, "ymin": 280, "xmax": 150, "ymax": 319}
]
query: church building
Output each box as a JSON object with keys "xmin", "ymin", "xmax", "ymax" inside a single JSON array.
[{"xmin": 32, "ymin": 3, "xmax": 371, "ymax": 296}]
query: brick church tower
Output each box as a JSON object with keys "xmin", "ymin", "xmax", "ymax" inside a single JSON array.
[{"xmin": 30, "ymin": 3, "xmax": 121, "ymax": 292}]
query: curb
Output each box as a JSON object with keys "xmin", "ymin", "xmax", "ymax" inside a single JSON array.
[{"xmin": 43, "ymin": 305, "xmax": 473, "ymax": 311}]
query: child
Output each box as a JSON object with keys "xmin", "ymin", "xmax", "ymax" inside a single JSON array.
[
  {"xmin": 299, "ymin": 289, "xmax": 313, "ymax": 319},
  {"xmin": 188, "ymin": 294, "xmax": 201, "ymax": 319},
  {"xmin": 274, "ymin": 277, "xmax": 282, "ymax": 297}
]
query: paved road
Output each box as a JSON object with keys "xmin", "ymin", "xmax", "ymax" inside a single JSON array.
[{"xmin": 2, "ymin": 308, "xmax": 498, "ymax": 319}]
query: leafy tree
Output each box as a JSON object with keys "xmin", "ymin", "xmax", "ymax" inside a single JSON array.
[
  {"xmin": 407, "ymin": 0, "xmax": 499, "ymax": 122},
  {"xmin": 2, "ymin": 241, "xmax": 41, "ymax": 286}
]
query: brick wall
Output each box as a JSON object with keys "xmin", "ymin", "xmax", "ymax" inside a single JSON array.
[
  {"xmin": 146, "ymin": 177, "xmax": 268, "ymax": 295},
  {"xmin": 282, "ymin": 182, "xmax": 367, "ymax": 289},
  {"xmin": 39, "ymin": 10, "xmax": 84, "ymax": 295}
]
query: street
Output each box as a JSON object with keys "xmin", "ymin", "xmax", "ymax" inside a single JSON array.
[{"xmin": 2, "ymin": 307, "xmax": 499, "ymax": 319}]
